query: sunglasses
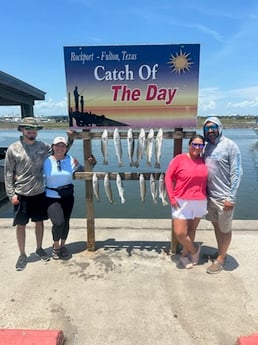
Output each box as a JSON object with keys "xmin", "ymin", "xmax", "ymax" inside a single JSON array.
[
  {"xmin": 191, "ymin": 142, "xmax": 205, "ymax": 149},
  {"xmin": 56, "ymin": 160, "xmax": 62, "ymax": 172},
  {"xmin": 24, "ymin": 126, "xmax": 38, "ymax": 130},
  {"xmin": 204, "ymin": 125, "xmax": 218, "ymax": 132}
]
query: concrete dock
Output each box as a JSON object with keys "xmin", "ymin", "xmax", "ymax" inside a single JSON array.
[{"xmin": 0, "ymin": 218, "xmax": 257, "ymax": 345}]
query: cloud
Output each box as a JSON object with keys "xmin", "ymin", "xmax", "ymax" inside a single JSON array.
[
  {"xmin": 0, "ymin": 97, "xmax": 68, "ymax": 117},
  {"xmin": 34, "ymin": 97, "xmax": 68, "ymax": 116},
  {"xmin": 226, "ymin": 99, "xmax": 258, "ymax": 109},
  {"xmin": 198, "ymin": 85, "xmax": 258, "ymax": 115}
]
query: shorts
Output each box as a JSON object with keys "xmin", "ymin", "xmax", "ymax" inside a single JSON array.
[
  {"xmin": 171, "ymin": 198, "xmax": 207, "ymax": 220},
  {"xmin": 13, "ymin": 193, "xmax": 48, "ymax": 226},
  {"xmin": 206, "ymin": 197, "xmax": 234, "ymax": 233}
]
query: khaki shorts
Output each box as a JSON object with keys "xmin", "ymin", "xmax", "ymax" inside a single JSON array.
[{"xmin": 206, "ymin": 198, "xmax": 234, "ymax": 233}]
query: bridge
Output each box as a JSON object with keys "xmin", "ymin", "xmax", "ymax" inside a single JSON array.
[{"xmin": 0, "ymin": 70, "xmax": 45, "ymax": 117}]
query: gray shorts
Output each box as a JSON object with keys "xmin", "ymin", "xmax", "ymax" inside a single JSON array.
[{"xmin": 206, "ymin": 197, "xmax": 234, "ymax": 233}]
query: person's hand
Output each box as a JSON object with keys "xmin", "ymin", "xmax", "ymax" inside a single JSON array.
[
  {"xmin": 67, "ymin": 129, "xmax": 76, "ymax": 137},
  {"xmin": 172, "ymin": 201, "xmax": 180, "ymax": 209},
  {"xmin": 88, "ymin": 154, "xmax": 97, "ymax": 166},
  {"xmin": 11, "ymin": 195, "xmax": 19, "ymax": 205},
  {"xmin": 223, "ymin": 200, "xmax": 234, "ymax": 211}
]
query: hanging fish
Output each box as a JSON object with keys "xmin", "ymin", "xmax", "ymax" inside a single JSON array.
[
  {"xmin": 158, "ymin": 173, "xmax": 168, "ymax": 206},
  {"xmin": 135, "ymin": 128, "xmax": 145, "ymax": 168},
  {"xmin": 92, "ymin": 173, "xmax": 100, "ymax": 201},
  {"xmin": 116, "ymin": 173, "xmax": 126, "ymax": 204},
  {"xmin": 104, "ymin": 173, "xmax": 113, "ymax": 204},
  {"xmin": 127, "ymin": 128, "xmax": 135, "ymax": 167},
  {"xmin": 150, "ymin": 173, "xmax": 157, "ymax": 204},
  {"xmin": 101, "ymin": 129, "xmax": 108, "ymax": 165},
  {"xmin": 139, "ymin": 173, "xmax": 146, "ymax": 203},
  {"xmin": 113, "ymin": 128, "xmax": 123, "ymax": 167},
  {"xmin": 155, "ymin": 128, "xmax": 163, "ymax": 169},
  {"xmin": 146, "ymin": 128, "xmax": 154, "ymax": 167}
]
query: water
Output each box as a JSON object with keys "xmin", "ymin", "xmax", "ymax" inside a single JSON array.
[{"xmin": 0, "ymin": 128, "xmax": 257, "ymax": 220}]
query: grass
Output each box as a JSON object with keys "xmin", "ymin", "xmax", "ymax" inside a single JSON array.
[{"xmin": 0, "ymin": 116, "xmax": 256, "ymax": 130}]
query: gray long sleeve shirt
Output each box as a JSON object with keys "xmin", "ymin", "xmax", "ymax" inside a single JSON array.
[
  {"xmin": 203, "ymin": 135, "xmax": 242, "ymax": 203},
  {"xmin": 4, "ymin": 137, "xmax": 51, "ymax": 199}
]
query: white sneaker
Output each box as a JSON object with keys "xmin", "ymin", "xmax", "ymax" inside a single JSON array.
[{"xmin": 180, "ymin": 255, "xmax": 193, "ymax": 269}]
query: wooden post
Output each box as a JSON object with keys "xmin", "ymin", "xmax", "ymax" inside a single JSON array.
[
  {"xmin": 171, "ymin": 128, "xmax": 183, "ymax": 254},
  {"xmin": 72, "ymin": 128, "xmax": 196, "ymax": 253},
  {"xmin": 83, "ymin": 130, "xmax": 95, "ymax": 251}
]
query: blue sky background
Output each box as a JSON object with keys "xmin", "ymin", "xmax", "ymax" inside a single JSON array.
[{"xmin": 1, "ymin": 0, "xmax": 258, "ymax": 117}]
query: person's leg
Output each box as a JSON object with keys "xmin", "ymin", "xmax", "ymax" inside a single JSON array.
[
  {"xmin": 16, "ymin": 225, "xmax": 26, "ymax": 255},
  {"xmin": 35, "ymin": 221, "xmax": 44, "ymax": 250},
  {"xmin": 173, "ymin": 219, "xmax": 196, "ymax": 256},
  {"xmin": 15, "ymin": 224, "xmax": 28, "ymax": 271},
  {"xmin": 188, "ymin": 218, "xmax": 200, "ymax": 242},
  {"xmin": 207, "ymin": 221, "xmax": 231, "ymax": 274},
  {"xmin": 212, "ymin": 221, "xmax": 231, "ymax": 262},
  {"xmin": 188, "ymin": 218, "xmax": 201, "ymax": 265},
  {"xmin": 48, "ymin": 202, "xmax": 65, "ymax": 244},
  {"xmin": 34, "ymin": 221, "xmax": 50, "ymax": 261},
  {"xmin": 60, "ymin": 197, "xmax": 74, "ymax": 243},
  {"xmin": 60, "ymin": 197, "xmax": 74, "ymax": 257},
  {"xmin": 47, "ymin": 201, "xmax": 65, "ymax": 259},
  {"xmin": 28, "ymin": 193, "xmax": 49, "ymax": 260}
]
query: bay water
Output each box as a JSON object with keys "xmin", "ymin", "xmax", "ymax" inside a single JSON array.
[{"xmin": 0, "ymin": 128, "xmax": 257, "ymax": 220}]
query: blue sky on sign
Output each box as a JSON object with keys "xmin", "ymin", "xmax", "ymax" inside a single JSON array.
[{"xmin": 1, "ymin": 0, "xmax": 258, "ymax": 117}]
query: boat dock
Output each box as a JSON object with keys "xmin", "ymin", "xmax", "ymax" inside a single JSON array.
[{"xmin": 0, "ymin": 218, "xmax": 257, "ymax": 345}]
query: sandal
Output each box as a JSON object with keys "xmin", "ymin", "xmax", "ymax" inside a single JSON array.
[{"xmin": 52, "ymin": 248, "xmax": 60, "ymax": 260}]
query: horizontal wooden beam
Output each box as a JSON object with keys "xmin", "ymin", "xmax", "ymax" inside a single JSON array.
[
  {"xmin": 72, "ymin": 130, "xmax": 196, "ymax": 140},
  {"xmin": 74, "ymin": 171, "xmax": 164, "ymax": 181}
]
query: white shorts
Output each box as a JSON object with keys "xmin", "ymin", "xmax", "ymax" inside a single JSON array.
[{"xmin": 171, "ymin": 198, "xmax": 207, "ymax": 220}]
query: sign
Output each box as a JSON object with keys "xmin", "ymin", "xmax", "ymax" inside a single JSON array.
[{"xmin": 63, "ymin": 44, "xmax": 200, "ymax": 129}]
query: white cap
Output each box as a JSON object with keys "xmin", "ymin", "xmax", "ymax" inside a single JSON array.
[{"xmin": 52, "ymin": 136, "xmax": 67, "ymax": 145}]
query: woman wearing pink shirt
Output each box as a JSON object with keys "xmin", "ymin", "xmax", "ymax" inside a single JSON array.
[{"xmin": 165, "ymin": 134, "xmax": 208, "ymax": 269}]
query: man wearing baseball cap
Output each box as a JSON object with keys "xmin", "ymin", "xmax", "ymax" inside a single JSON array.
[
  {"xmin": 203, "ymin": 116, "xmax": 242, "ymax": 274},
  {"xmin": 4, "ymin": 117, "xmax": 73, "ymax": 271}
]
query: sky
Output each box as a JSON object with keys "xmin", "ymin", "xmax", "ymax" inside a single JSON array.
[{"xmin": 1, "ymin": 0, "xmax": 258, "ymax": 117}]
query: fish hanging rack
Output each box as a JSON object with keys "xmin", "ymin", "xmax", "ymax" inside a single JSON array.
[{"xmin": 72, "ymin": 128, "xmax": 196, "ymax": 252}]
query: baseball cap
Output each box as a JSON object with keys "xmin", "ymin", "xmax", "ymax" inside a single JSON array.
[{"xmin": 52, "ymin": 137, "xmax": 67, "ymax": 145}]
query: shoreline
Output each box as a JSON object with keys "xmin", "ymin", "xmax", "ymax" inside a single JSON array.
[{"xmin": 0, "ymin": 122, "xmax": 256, "ymax": 130}]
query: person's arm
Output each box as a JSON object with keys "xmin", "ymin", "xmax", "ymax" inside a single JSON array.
[
  {"xmin": 66, "ymin": 130, "xmax": 75, "ymax": 151},
  {"xmin": 165, "ymin": 158, "xmax": 177, "ymax": 206},
  {"xmin": 228, "ymin": 143, "xmax": 242, "ymax": 203},
  {"xmin": 4, "ymin": 149, "xmax": 17, "ymax": 202}
]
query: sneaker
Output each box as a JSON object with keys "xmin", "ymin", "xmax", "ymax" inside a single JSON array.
[
  {"xmin": 35, "ymin": 247, "xmax": 50, "ymax": 262},
  {"xmin": 52, "ymin": 248, "xmax": 60, "ymax": 260},
  {"xmin": 191, "ymin": 244, "xmax": 201, "ymax": 265},
  {"xmin": 60, "ymin": 246, "xmax": 69, "ymax": 258},
  {"xmin": 206, "ymin": 260, "xmax": 224, "ymax": 274},
  {"xmin": 16, "ymin": 254, "xmax": 27, "ymax": 271},
  {"xmin": 180, "ymin": 255, "xmax": 193, "ymax": 269}
]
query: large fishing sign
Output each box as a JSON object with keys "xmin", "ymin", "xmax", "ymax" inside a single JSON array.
[{"xmin": 63, "ymin": 44, "xmax": 200, "ymax": 129}]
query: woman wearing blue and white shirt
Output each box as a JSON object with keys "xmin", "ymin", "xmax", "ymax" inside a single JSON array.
[{"xmin": 44, "ymin": 136, "xmax": 83, "ymax": 260}]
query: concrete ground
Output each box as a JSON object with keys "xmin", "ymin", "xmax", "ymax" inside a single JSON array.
[{"xmin": 0, "ymin": 218, "xmax": 257, "ymax": 345}]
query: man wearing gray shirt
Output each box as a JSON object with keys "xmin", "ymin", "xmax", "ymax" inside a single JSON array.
[
  {"xmin": 203, "ymin": 117, "xmax": 242, "ymax": 274},
  {"xmin": 4, "ymin": 117, "xmax": 72, "ymax": 271}
]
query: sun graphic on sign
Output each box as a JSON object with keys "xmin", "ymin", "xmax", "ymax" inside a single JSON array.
[{"xmin": 168, "ymin": 49, "xmax": 193, "ymax": 74}]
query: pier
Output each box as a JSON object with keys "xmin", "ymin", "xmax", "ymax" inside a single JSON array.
[{"xmin": 0, "ymin": 218, "xmax": 257, "ymax": 345}]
